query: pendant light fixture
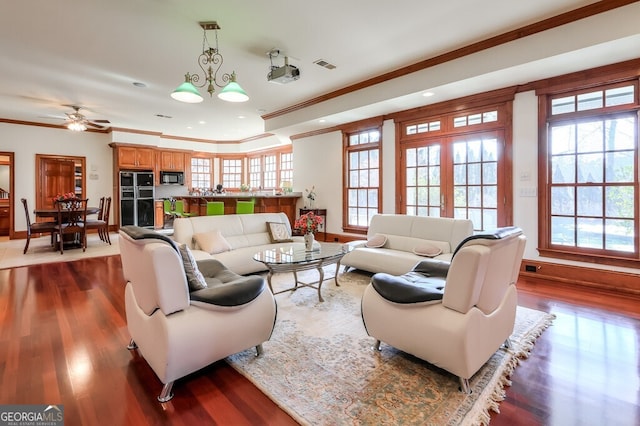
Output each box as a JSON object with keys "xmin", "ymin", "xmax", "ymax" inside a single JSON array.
[{"xmin": 171, "ymin": 21, "xmax": 249, "ymax": 103}]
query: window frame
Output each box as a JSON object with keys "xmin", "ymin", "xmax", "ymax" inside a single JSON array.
[
  {"xmin": 343, "ymin": 125, "xmax": 382, "ymax": 235},
  {"xmin": 537, "ymin": 77, "xmax": 640, "ymax": 267},
  {"xmin": 189, "ymin": 154, "xmax": 214, "ymax": 190},
  {"xmin": 246, "ymin": 146, "xmax": 293, "ymax": 191},
  {"xmin": 218, "ymin": 154, "xmax": 244, "ymax": 190}
]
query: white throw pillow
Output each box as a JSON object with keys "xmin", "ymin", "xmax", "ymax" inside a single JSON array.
[
  {"xmin": 365, "ymin": 234, "xmax": 387, "ymax": 248},
  {"xmin": 194, "ymin": 230, "xmax": 232, "ymax": 254},
  {"xmin": 178, "ymin": 244, "xmax": 208, "ymax": 291},
  {"xmin": 413, "ymin": 244, "xmax": 442, "ymax": 257}
]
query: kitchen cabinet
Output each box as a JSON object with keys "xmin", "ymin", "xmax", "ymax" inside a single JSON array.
[
  {"xmin": 116, "ymin": 146, "xmax": 154, "ymax": 169},
  {"xmin": 159, "ymin": 151, "xmax": 185, "ymax": 171},
  {"xmin": 154, "ymin": 200, "xmax": 164, "ymax": 229}
]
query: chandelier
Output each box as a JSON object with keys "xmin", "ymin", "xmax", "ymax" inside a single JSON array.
[{"xmin": 171, "ymin": 21, "xmax": 249, "ymax": 103}]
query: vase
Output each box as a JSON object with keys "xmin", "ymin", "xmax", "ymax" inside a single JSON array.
[{"xmin": 304, "ymin": 232, "xmax": 314, "ymax": 251}]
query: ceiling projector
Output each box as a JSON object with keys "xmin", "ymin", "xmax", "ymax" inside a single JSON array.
[
  {"xmin": 267, "ymin": 50, "xmax": 300, "ymax": 84},
  {"xmin": 268, "ymin": 63, "xmax": 300, "ymax": 84}
]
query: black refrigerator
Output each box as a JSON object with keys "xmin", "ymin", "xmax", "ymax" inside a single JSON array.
[{"xmin": 120, "ymin": 171, "xmax": 155, "ymax": 228}]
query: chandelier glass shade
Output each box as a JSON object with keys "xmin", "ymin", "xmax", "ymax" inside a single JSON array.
[
  {"xmin": 67, "ymin": 120, "xmax": 87, "ymax": 132},
  {"xmin": 172, "ymin": 21, "xmax": 248, "ymax": 103}
]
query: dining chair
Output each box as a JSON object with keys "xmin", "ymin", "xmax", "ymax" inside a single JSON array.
[
  {"xmin": 163, "ymin": 199, "xmax": 180, "ymax": 228},
  {"xmin": 101, "ymin": 197, "xmax": 112, "ymax": 244},
  {"xmin": 205, "ymin": 201, "xmax": 225, "ymax": 216},
  {"xmin": 84, "ymin": 196, "xmax": 111, "ymax": 244},
  {"xmin": 236, "ymin": 200, "xmax": 255, "ymax": 214},
  {"xmin": 20, "ymin": 198, "xmax": 57, "ymax": 254},
  {"xmin": 53, "ymin": 198, "xmax": 88, "ymax": 254},
  {"xmin": 174, "ymin": 200, "xmax": 196, "ymax": 217}
]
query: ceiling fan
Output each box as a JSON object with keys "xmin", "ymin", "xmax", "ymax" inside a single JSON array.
[{"xmin": 62, "ymin": 106, "xmax": 110, "ymax": 131}]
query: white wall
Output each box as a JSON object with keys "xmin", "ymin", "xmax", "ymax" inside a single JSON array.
[
  {"xmin": 512, "ymin": 91, "xmax": 540, "ymax": 260},
  {"xmin": 0, "ymin": 123, "xmax": 113, "ymax": 232},
  {"xmin": 292, "ymin": 131, "xmax": 343, "ymax": 236}
]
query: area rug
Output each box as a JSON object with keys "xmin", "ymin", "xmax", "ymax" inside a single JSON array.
[
  {"xmin": 227, "ymin": 269, "xmax": 554, "ymax": 426},
  {"xmin": 0, "ymin": 233, "xmax": 121, "ymax": 269}
]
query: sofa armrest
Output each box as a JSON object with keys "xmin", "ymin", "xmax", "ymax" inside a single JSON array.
[{"xmin": 344, "ymin": 240, "xmax": 367, "ymax": 249}]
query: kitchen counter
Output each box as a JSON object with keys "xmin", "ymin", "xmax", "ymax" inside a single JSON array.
[{"xmin": 156, "ymin": 192, "xmax": 302, "ymax": 229}]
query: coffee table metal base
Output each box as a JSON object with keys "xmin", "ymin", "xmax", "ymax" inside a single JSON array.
[{"xmin": 264, "ymin": 260, "xmax": 342, "ymax": 303}]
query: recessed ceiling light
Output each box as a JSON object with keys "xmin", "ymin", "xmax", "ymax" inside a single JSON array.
[
  {"xmin": 238, "ymin": 115, "xmax": 245, "ymax": 119},
  {"xmin": 133, "ymin": 82, "xmax": 147, "ymax": 88},
  {"xmin": 198, "ymin": 120, "xmax": 206, "ymax": 124},
  {"xmin": 319, "ymin": 119, "xmax": 326, "ymax": 123},
  {"xmin": 187, "ymin": 126, "xmax": 193, "ymax": 129},
  {"xmin": 422, "ymin": 91, "xmax": 434, "ymax": 97}
]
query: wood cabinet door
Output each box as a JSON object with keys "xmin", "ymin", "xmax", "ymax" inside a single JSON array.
[
  {"xmin": 136, "ymin": 148, "xmax": 155, "ymax": 169},
  {"xmin": 154, "ymin": 200, "xmax": 164, "ymax": 229},
  {"xmin": 118, "ymin": 147, "xmax": 138, "ymax": 168},
  {"xmin": 118, "ymin": 147, "xmax": 154, "ymax": 169},
  {"xmin": 159, "ymin": 151, "xmax": 184, "ymax": 171}
]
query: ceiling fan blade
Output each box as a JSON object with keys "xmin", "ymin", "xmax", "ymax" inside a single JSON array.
[
  {"xmin": 86, "ymin": 121, "xmax": 109, "ymax": 129},
  {"xmin": 91, "ymin": 119, "xmax": 110, "ymax": 124},
  {"xmin": 38, "ymin": 114, "xmax": 68, "ymax": 120}
]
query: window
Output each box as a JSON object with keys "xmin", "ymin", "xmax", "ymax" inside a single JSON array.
[
  {"xmin": 344, "ymin": 128, "xmax": 381, "ymax": 232},
  {"xmin": 452, "ymin": 134, "xmax": 499, "ymax": 230},
  {"xmin": 398, "ymin": 99, "xmax": 512, "ymax": 232},
  {"xmin": 249, "ymin": 157, "xmax": 262, "ymax": 189},
  {"xmin": 540, "ymin": 81, "xmax": 639, "ymax": 264},
  {"xmin": 220, "ymin": 157, "xmax": 243, "ymax": 189},
  {"xmin": 190, "ymin": 157, "xmax": 212, "ymax": 189},
  {"xmin": 263, "ymin": 154, "xmax": 277, "ymax": 189},
  {"xmin": 280, "ymin": 151, "xmax": 293, "ymax": 189},
  {"xmin": 248, "ymin": 147, "xmax": 293, "ymax": 190}
]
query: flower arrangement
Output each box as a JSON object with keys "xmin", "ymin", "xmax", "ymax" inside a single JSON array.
[
  {"xmin": 295, "ymin": 211, "xmax": 323, "ymax": 235},
  {"xmin": 52, "ymin": 192, "xmax": 76, "ymax": 203},
  {"xmin": 305, "ymin": 186, "xmax": 316, "ymax": 203},
  {"xmin": 239, "ymin": 183, "xmax": 251, "ymax": 192}
]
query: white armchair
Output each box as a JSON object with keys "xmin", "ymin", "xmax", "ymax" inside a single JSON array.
[
  {"xmin": 119, "ymin": 226, "xmax": 277, "ymax": 402},
  {"xmin": 361, "ymin": 227, "xmax": 526, "ymax": 393}
]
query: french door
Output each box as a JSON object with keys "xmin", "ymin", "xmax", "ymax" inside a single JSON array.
[{"xmin": 402, "ymin": 129, "xmax": 507, "ymax": 231}]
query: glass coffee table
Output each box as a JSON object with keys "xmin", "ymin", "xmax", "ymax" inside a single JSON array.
[{"xmin": 253, "ymin": 243, "xmax": 351, "ymax": 302}]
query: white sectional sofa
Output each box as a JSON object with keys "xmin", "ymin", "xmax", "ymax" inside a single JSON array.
[
  {"xmin": 172, "ymin": 212, "xmax": 310, "ymax": 275},
  {"xmin": 341, "ymin": 214, "xmax": 474, "ymax": 276}
]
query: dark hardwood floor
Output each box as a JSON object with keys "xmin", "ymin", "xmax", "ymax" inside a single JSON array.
[{"xmin": 1, "ymin": 256, "xmax": 638, "ymax": 425}]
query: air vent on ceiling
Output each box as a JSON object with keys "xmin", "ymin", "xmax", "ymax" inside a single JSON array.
[{"xmin": 314, "ymin": 59, "xmax": 336, "ymax": 70}]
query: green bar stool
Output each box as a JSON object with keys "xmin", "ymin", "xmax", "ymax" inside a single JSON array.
[
  {"xmin": 175, "ymin": 200, "xmax": 197, "ymax": 217},
  {"xmin": 206, "ymin": 201, "xmax": 225, "ymax": 216},
  {"xmin": 236, "ymin": 200, "xmax": 254, "ymax": 214}
]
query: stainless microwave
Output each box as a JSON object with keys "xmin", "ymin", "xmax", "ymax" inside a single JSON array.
[{"xmin": 160, "ymin": 171, "xmax": 184, "ymax": 185}]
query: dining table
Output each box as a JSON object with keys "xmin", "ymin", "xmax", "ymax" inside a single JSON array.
[
  {"xmin": 34, "ymin": 206, "xmax": 100, "ymax": 220},
  {"xmin": 34, "ymin": 206, "xmax": 101, "ymax": 250}
]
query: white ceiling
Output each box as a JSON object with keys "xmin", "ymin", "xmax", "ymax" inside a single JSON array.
[{"xmin": 0, "ymin": 0, "xmax": 638, "ymax": 143}]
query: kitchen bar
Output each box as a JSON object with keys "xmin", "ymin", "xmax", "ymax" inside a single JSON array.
[{"xmin": 155, "ymin": 193, "xmax": 302, "ymax": 229}]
